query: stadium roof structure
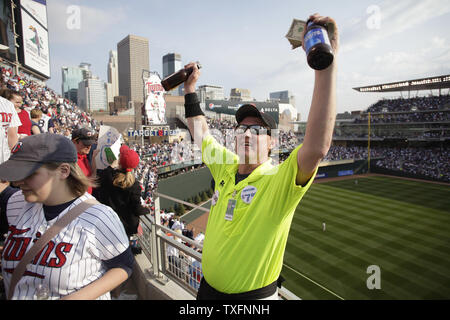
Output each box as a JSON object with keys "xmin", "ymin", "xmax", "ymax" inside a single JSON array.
[{"xmin": 353, "ymin": 74, "xmax": 450, "ymax": 93}]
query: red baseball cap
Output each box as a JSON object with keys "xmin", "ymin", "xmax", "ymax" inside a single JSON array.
[
  {"xmin": 120, "ymin": 144, "xmax": 130, "ymax": 153},
  {"xmin": 120, "ymin": 149, "xmax": 140, "ymax": 171}
]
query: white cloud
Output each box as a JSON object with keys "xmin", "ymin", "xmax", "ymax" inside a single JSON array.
[
  {"xmin": 432, "ymin": 36, "xmax": 446, "ymax": 49},
  {"xmin": 340, "ymin": 0, "xmax": 450, "ymax": 53},
  {"xmin": 370, "ymin": 36, "xmax": 450, "ymax": 78},
  {"xmin": 47, "ymin": 1, "xmax": 127, "ymax": 45}
]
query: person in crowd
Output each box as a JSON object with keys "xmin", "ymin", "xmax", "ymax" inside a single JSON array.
[
  {"xmin": 92, "ymin": 144, "xmax": 148, "ymax": 253},
  {"xmin": 0, "ymin": 133, "xmax": 133, "ymax": 299},
  {"xmin": 36, "ymin": 107, "xmax": 54, "ymax": 133},
  {"xmin": 189, "ymin": 251, "xmax": 203, "ymax": 290},
  {"xmin": 30, "ymin": 108, "xmax": 43, "ymax": 135},
  {"xmin": 167, "ymin": 229, "xmax": 183, "ymax": 278},
  {"xmin": 184, "ymin": 13, "xmax": 339, "ymax": 300},
  {"xmin": 0, "ymin": 89, "xmax": 31, "ymax": 138},
  {"xmin": 0, "ymin": 94, "xmax": 20, "ymax": 164},
  {"xmin": 71, "ymin": 127, "xmax": 97, "ymax": 194}
]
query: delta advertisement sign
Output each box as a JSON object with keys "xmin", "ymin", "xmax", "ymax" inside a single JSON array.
[{"xmin": 205, "ymin": 100, "xmax": 279, "ymax": 123}]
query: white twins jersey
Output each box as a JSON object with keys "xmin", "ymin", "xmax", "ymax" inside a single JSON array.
[
  {"xmin": 1, "ymin": 192, "xmax": 129, "ymax": 300},
  {"xmin": 0, "ymin": 96, "xmax": 21, "ymax": 163}
]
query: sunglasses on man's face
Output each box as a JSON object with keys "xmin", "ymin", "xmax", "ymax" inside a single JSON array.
[{"xmin": 234, "ymin": 124, "xmax": 271, "ymax": 136}]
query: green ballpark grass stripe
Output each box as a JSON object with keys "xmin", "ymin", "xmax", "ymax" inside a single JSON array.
[
  {"xmin": 282, "ymin": 263, "xmax": 345, "ymax": 300},
  {"xmin": 324, "ymin": 176, "xmax": 450, "ymax": 206},
  {"xmin": 281, "ymin": 263, "xmax": 343, "ymax": 300},
  {"xmin": 303, "ymin": 183, "xmax": 449, "ymax": 224},
  {"xmin": 310, "ymin": 183, "xmax": 450, "ymax": 224},
  {"xmin": 292, "ymin": 209, "xmax": 450, "ymax": 279},
  {"xmin": 295, "ymin": 198, "xmax": 450, "ymax": 271},
  {"xmin": 295, "ymin": 197, "xmax": 450, "ymax": 256},
  {"xmin": 301, "ymin": 187, "xmax": 450, "ymax": 242},
  {"xmin": 292, "ymin": 216, "xmax": 448, "ymax": 281},
  {"xmin": 284, "ymin": 233, "xmax": 433, "ymax": 299},
  {"xmin": 283, "ymin": 176, "xmax": 450, "ymax": 299},
  {"xmin": 287, "ymin": 222, "xmax": 449, "ymax": 298},
  {"xmin": 371, "ymin": 176, "xmax": 449, "ymax": 191},
  {"xmin": 283, "ymin": 243, "xmax": 377, "ymax": 299},
  {"xmin": 289, "ymin": 216, "xmax": 450, "ymax": 283},
  {"xmin": 325, "ymin": 177, "xmax": 450, "ymax": 212},
  {"xmin": 299, "ymin": 191, "xmax": 450, "ymax": 251}
]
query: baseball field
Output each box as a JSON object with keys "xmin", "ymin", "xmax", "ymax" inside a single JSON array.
[{"xmin": 281, "ymin": 175, "xmax": 450, "ymax": 300}]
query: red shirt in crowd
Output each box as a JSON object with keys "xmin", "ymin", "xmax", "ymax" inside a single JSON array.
[
  {"xmin": 17, "ymin": 109, "xmax": 32, "ymax": 136},
  {"xmin": 77, "ymin": 153, "xmax": 93, "ymax": 194}
]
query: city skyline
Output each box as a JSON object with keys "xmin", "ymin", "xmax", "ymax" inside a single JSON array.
[{"xmin": 46, "ymin": 0, "xmax": 450, "ymax": 119}]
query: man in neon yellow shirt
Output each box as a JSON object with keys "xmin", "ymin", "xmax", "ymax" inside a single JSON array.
[{"xmin": 184, "ymin": 14, "xmax": 339, "ymax": 299}]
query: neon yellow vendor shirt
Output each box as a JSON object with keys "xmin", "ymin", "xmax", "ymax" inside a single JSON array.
[{"xmin": 201, "ymin": 135, "xmax": 317, "ymax": 294}]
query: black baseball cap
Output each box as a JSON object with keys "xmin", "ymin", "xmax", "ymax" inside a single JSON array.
[
  {"xmin": 0, "ymin": 133, "xmax": 77, "ymax": 182},
  {"xmin": 235, "ymin": 104, "xmax": 277, "ymax": 129},
  {"xmin": 71, "ymin": 127, "xmax": 97, "ymax": 146}
]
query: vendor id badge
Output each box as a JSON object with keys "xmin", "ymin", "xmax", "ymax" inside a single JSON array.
[{"xmin": 225, "ymin": 199, "xmax": 237, "ymax": 221}]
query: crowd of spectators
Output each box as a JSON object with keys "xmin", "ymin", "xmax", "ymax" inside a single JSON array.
[
  {"xmin": 365, "ymin": 96, "xmax": 450, "ymax": 113},
  {"xmin": 2, "ymin": 60, "xmax": 449, "ymax": 212},
  {"xmin": 1, "ymin": 64, "xmax": 99, "ymax": 135},
  {"xmin": 322, "ymin": 145, "xmax": 449, "ymax": 182},
  {"xmin": 2, "ymin": 62, "xmax": 449, "ymax": 300},
  {"xmin": 132, "ymin": 115, "xmax": 450, "ymax": 210},
  {"xmin": 354, "ymin": 110, "xmax": 450, "ymax": 124},
  {"xmin": 131, "ymin": 139, "xmax": 202, "ymax": 168},
  {"xmin": 351, "ymin": 95, "xmax": 450, "ymax": 124},
  {"xmin": 374, "ymin": 147, "xmax": 450, "ymax": 181},
  {"xmin": 323, "ymin": 145, "xmax": 384, "ymax": 161}
]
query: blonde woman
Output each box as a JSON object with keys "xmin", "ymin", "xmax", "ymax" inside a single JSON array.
[
  {"xmin": 0, "ymin": 133, "xmax": 133, "ymax": 300},
  {"xmin": 93, "ymin": 145, "xmax": 148, "ymax": 240}
]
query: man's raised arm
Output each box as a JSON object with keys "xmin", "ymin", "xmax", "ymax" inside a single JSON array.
[
  {"xmin": 184, "ymin": 62, "xmax": 209, "ymax": 149},
  {"xmin": 296, "ymin": 14, "xmax": 339, "ymax": 186}
]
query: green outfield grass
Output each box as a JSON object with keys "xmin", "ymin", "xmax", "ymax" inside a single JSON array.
[{"xmin": 281, "ymin": 175, "xmax": 450, "ymax": 300}]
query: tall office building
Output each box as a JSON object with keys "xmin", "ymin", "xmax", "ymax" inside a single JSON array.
[
  {"xmin": 61, "ymin": 63, "xmax": 91, "ymax": 103},
  {"xmin": 77, "ymin": 76, "xmax": 108, "ymax": 112},
  {"xmin": 79, "ymin": 63, "xmax": 92, "ymax": 80},
  {"xmin": 162, "ymin": 53, "xmax": 183, "ymax": 96},
  {"xmin": 117, "ymin": 35, "xmax": 149, "ymax": 105},
  {"xmin": 270, "ymin": 90, "xmax": 294, "ymax": 104},
  {"xmin": 107, "ymin": 50, "xmax": 119, "ymax": 103},
  {"xmin": 270, "ymin": 90, "xmax": 296, "ymax": 112}
]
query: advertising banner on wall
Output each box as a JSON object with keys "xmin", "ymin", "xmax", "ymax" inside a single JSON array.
[
  {"xmin": 205, "ymin": 100, "xmax": 280, "ymax": 123},
  {"xmin": 20, "ymin": 7, "xmax": 50, "ymax": 78},
  {"xmin": 144, "ymin": 72, "xmax": 166, "ymax": 124},
  {"xmin": 20, "ymin": 0, "xmax": 48, "ymax": 28}
]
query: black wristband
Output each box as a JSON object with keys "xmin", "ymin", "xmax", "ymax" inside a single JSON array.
[{"xmin": 184, "ymin": 93, "xmax": 205, "ymax": 118}]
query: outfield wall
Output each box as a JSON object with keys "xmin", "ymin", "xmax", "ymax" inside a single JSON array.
[
  {"xmin": 315, "ymin": 159, "xmax": 371, "ymax": 179},
  {"xmin": 157, "ymin": 167, "xmax": 213, "ymax": 210},
  {"xmin": 370, "ymin": 165, "xmax": 449, "ymax": 183}
]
